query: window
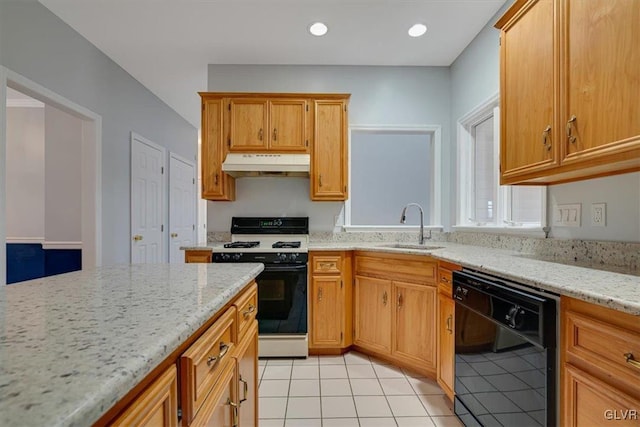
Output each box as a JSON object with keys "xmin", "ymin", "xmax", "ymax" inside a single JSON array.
[
  {"xmin": 457, "ymin": 95, "xmax": 545, "ymax": 231},
  {"xmin": 345, "ymin": 126, "xmax": 441, "ymax": 229}
]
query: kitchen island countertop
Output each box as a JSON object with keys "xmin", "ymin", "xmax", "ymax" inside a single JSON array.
[{"xmin": 0, "ymin": 262, "xmax": 263, "ymax": 427}]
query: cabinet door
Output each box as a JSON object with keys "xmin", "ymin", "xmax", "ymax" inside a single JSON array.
[
  {"xmin": 310, "ymin": 275, "xmax": 343, "ymax": 348},
  {"xmin": 269, "ymin": 99, "xmax": 308, "ymax": 152},
  {"xmin": 236, "ymin": 322, "xmax": 258, "ymax": 427},
  {"xmin": 202, "ymin": 98, "xmax": 235, "ymax": 200},
  {"xmin": 392, "ymin": 281, "xmax": 437, "ymax": 372},
  {"xmin": 311, "ymin": 100, "xmax": 348, "ymax": 200},
  {"xmin": 190, "ymin": 363, "xmax": 237, "ymax": 427},
  {"xmin": 499, "ymin": 0, "xmax": 558, "ymax": 183},
  {"xmin": 562, "ymin": 0, "xmax": 640, "ymax": 164},
  {"xmin": 354, "ymin": 276, "xmax": 391, "ymax": 355},
  {"xmin": 437, "ymin": 293, "xmax": 455, "ymax": 401},
  {"xmin": 563, "ymin": 363, "xmax": 640, "ymax": 427},
  {"xmin": 112, "ymin": 365, "xmax": 178, "ymax": 427},
  {"xmin": 229, "ymin": 99, "xmax": 269, "ymax": 151}
]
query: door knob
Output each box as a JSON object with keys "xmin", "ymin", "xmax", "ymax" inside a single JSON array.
[
  {"xmin": 171, "ymin": 233, "xmax": 178, "ymax": 238},
  {"xmin": 133, "ymin": 235, "xmax": 143, "ymax": 241}
]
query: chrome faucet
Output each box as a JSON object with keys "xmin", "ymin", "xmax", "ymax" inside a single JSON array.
[{"xmin": 400, "ymin": 203, "xmax": 427, "ymax": 245}]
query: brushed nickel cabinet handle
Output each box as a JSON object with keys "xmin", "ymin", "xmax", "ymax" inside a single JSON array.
[
  {"xmin": 566, "ymin": 115, "xmax": 577, "ymax": 143},
  {"xmin": 258, "ymin": 128, "xmax": 263, "ymax": 141},
  {"xmin": 441, "ymin": 276, "xmax": 450, "ymax": 284},
  {"xmin": 273, "ymin": 128, "xmax": 277, "ymax": 141},
  {"xmin": 318, "ymin": 287, "xmax": 323, "ymax": 302},
  {"xmin": 383, "ymin": 291, "xmax": 388, "ymax": 306},
  {"xmin": 319, "ymin": 262, "xmax": 336, "ymax": 269},
  {"xmin": 446, "ymin": 315, "xmax": 453, "ymax": 334},
  {"xmin": 624, "ymin": 353, "xmax": 640, "ymax": 370},
  {"xmin": 207, "ymin": 342, "xmax": 229, "ymax": 367},
  {"xmin": 214, "ymin": 173, "xmax": 219, "ymax": 185},
  {"xmin": 319, "ymin": 174, "xmax": 323, "ymax": 187}
]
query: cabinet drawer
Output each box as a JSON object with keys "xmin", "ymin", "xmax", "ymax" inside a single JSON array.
[
  {"xmin": 437, "ymin": 268, "xmax": 453, "ymax": 296},
  {"xmin": 235, "ymin": 282, "xmax": 258, "ymax": 341},
  {"xmin": 312, "ymin": 255, "xmax": 342, "ymax": 274},
  {"xmin": 564, "ymin": 310, "xmax": 640, "ymax": 391},
  {"xmin": 180, "ymin": 306, "xmax": 236, "ymax": 424},
  {"xmin": 185, "ymin": 250, "xmax": 212, "ymax": 263}
]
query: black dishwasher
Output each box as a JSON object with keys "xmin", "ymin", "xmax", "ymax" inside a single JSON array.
[{"xmin": 452, "ymin": 269, "xmax": 558, "ymax": 427}]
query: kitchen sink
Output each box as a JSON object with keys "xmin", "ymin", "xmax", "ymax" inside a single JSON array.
[{"xmin": 378, "ymin": 243, "xmax": 444, "ymax": 251}]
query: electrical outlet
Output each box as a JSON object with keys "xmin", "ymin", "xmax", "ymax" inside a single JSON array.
[{"xmin": 591, "ymin": 203, "xmax": 606, "ymax": 227}]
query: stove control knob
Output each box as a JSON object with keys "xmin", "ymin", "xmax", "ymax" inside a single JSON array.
[
  {"xmin": 221, "ymin": 253, "xmax": 231, "ymax": 261},
  {"xmin": 289, "ymin": 253, "xmax": 298, "ymax": 260},
  {"xmin": 232, "ymin": 253, "xmax": 241, "ymax": 261},
  {"xmin": 453, "ymin": 286, "xmax": 466, "ymax": 301},
  {"xmin": 278, "ymin": 253, "xmax": 288, "ymax": 261}
]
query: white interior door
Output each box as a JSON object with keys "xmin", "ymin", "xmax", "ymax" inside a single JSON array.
[
  {"xmin": 131, "ymin": 133, "xmax": 165, "ymax": 263},
  {"xmin": 169, "ymin": 153, "xmax": 196, "ymax": 263}
]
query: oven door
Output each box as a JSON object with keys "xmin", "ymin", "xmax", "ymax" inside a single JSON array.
[
  {"xmin": 454, "ymin": 301, "xmax": 551, "ymax": 427},
  {"xmin": 256, "ymin": 263, "xmax": 307, "ymax": 335}
]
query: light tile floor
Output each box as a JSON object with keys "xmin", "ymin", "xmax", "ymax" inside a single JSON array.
[{"xmin": 258, "ymin": 351, "xmax": 463, "ymax": 427}]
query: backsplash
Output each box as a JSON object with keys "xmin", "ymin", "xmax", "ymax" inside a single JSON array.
[{"xmin": 207, "ymin": 230, "xmax": 639, "ymax": 271}]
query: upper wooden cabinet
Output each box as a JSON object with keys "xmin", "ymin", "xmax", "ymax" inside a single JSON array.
[
  {"xmin": 496, "ymin": 0, "xmax": 640, "ymax": 184},
  {"xmin": 311, "ymin": 99, "xmax": 349, "ymax": 200},
  {"xmin": 228, "ymin": 98, "xmax": 308, "ymax": 152},
  {"xmin": 200, "ymin": 93, "xmax": 350, "ymax": 201},
  {"xmin": 201, "ymin": 98, "xmax": 235, "ymax": 201}
]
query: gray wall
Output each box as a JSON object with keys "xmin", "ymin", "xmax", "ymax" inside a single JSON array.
[
  {"xmin": 44, "ymin": 104, "xmax": 82, "ymax": 243},
  {"xmin": 449, "ymin": 0, "xmax": 640, "ymax": 242},
  {"xmin": 6, "ymin": 107, "xmax": 45, "ymax": 239},
  {"xmin": 207, "ymin": 64, "xmax": 451, "ymax": 231},
  {"xmin": 0, "ymin": 0, "xmax": 198, "ymax": 264}
]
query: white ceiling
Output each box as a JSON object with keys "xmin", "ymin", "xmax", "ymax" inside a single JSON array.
[{"xmin": 39, "ymin": 0, "xmax": 506, "ymax": 128}]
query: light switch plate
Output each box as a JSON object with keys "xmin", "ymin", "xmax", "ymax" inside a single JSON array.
[{"xmin": 554, "ymin": 203, "xmax": 581, "ymax": 227}]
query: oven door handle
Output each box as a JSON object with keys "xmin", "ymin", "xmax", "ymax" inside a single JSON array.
[{"xmin": 263, "ymin": 264, "xmax": 308, "ymax": 272}]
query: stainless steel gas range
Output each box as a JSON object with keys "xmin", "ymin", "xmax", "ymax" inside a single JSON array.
[{"xmin": 213, "ymin": 217, "xmax": 309, "ymax": 358}]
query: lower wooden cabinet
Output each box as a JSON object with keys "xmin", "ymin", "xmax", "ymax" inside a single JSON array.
[
  {"xmin": 437, "ymin": 292, "xmax": 455, "ymax": 400},
  {"xmin": 190, "ymin": 361, "xmax": 236, "ymax": 427},
  {"xmin": 353, "ymin": 252, "xmax": 438, "ymax": 377},
  {"xmin": 184, "ymin": 250, "xmax": 212, "ymax": 263},
  {"xmin": 561, "ymin": 296, "xmax": 640, "ymax": 427},
  {"xmin": 354, "ymin": 275, "xmax": 392, "ymax": 355},
  {"xmin": 436, "ymin": 262, "xmax": 460, "ymax": 401},
  {"xmin": 309, "ymin": 251, "xmax": 353, "ymax": 352},
  {"xmin": 235, "ymin": 322, "xmax": 258, "ymax": 427},
  {"xmin": 392, "ymin": 280, "xmax": 436, "ymax": 369},
  {"xmin": 112, "ymin": 365, "xmax": 178, "ymax": 427}
]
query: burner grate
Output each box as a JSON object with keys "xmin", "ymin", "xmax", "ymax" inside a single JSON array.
[
  {"xmin": 272, "ymin": 241, "xmax": 301, "ymax": 249},
  {"xmin": 223, "ymin": 241, "xmax": 260, "ymax": 248}
]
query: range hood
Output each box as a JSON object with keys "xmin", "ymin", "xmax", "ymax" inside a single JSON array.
[{"xmin": 222, "ymin": 153, "xmax": 310, "ymax": 177}]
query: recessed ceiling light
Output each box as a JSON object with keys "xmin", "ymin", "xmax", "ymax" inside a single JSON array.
[
  {"xmin": 408, "ymin": 23, "xmax": 427, "ymax": 38},
  {"xmin": 309, "ymin": 22, "xmax": 328, "ymax": 37}
]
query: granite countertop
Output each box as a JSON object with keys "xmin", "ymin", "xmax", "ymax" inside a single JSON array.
[
  {"xmin": 0, "ymin": 263, "xmax": 264, "ymax": 427},
  {"xmin": 182, "ymin": 241, "xmax": 639, "ymax": 315}
]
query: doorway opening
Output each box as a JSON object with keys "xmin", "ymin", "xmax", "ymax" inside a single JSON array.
[{"xmin": 1, "ymin": 67, "xmax": 102, "ymax": 285}]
